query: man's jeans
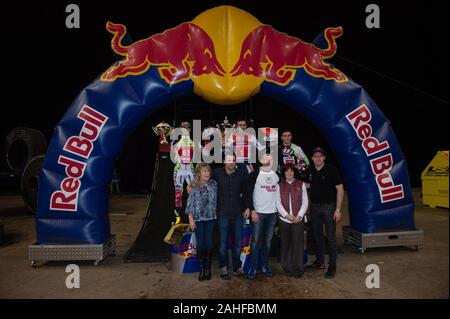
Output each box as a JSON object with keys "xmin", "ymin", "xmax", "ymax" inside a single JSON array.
[
  {"xmin": 218, "ymin": 214, "xmax": 243, "ymax": 270},
  {"xmin": 250, "ymin": 213, "xmax": 277, "ymax": 269},
  {"xmin": 310, "ymin": 203, "xmax": 337, "ymax": 268}
]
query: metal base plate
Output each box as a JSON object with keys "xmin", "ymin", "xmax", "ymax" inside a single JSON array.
[
  {"xmin": 342, "ymin": 226, "xmax": 423, "ymax": 253},
  {"xmin": 28, "ymin": 235, "xmax": 117, "ymax": 267}
]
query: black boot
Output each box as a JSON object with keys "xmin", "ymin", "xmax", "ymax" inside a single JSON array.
[
  {"xmin": 205, "ymin": 249, "xmax": 213, "ymax": 280},
  {"xmin": 197, "ymin": 249, "xmax": 205, "ymax": 281}
]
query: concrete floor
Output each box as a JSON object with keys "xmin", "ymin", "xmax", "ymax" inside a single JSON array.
[{"xmin": 0, "ymin": 189, "xmax": 448, "ymax": 299}]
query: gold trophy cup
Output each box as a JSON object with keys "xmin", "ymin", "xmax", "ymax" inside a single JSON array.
[
  {"xmin": 152, "ymin": 121, "xmax": 172, "ymax": 144},
  {"xmin": 217, "ymin": 117, "xmax": 235, "ymax": 147},
  {"xmin": 153, "ymin": 121, "xmax": 173, "ymax": 153}
]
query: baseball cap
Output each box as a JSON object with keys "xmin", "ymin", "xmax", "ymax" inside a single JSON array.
[{"xmin": 312, "ymin": 147, "xmax": 325, "ymax": 156}]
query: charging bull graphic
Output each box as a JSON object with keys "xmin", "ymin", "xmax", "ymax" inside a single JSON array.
[
  {"xmin": 101, "ymin": 22, "xmax": 225, "ymax": 83},
  {"xmin": 231, "ymin": 25, "xmax": 347, "ymax": 85}
]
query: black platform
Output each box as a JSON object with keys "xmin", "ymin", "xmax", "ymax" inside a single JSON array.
[{"xmin": 124, "ymin": 152, "xmax": 184, "ymax": 262}]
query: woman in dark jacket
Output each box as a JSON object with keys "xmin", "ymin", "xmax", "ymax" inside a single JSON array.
[{"xmin": 276, "ymin": 164, "xmax": 309, "ymax": 278}]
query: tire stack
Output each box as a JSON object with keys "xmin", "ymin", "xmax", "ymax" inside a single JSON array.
[
  {"xmin": 4, "ymin": 127, "xmax": 47, "ymax": 213},
  {"xmin": 5, "ymin": 127, "xmax": 47, "ymax": 174},
  {"xmin": 21, "ymin": 155, "xmax": 46, "ymax": 213}
]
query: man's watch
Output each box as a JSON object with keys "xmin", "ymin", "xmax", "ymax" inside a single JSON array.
[{"xmin": 336, "ymin": 208, "xmax": 341, "ymax": 212}]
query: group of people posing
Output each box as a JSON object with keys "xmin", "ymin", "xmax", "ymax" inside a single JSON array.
[{"xmin": 172, "ymin": 118, "xmax": 344, "ymax": 282}]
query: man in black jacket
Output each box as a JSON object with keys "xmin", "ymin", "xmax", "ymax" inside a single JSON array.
[{"xmin": 213, "ymin": 154, "xmax": 248, "ymax": 279}]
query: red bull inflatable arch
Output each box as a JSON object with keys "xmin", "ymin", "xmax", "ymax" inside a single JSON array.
[{"xmin": 36, "ymin": 6, "xmax": 415, "ymax": 245}]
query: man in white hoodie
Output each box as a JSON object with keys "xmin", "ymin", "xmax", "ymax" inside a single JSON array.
[{"xmin": 245, "ymin": 153, "xmax": 279, "ymax": 279}]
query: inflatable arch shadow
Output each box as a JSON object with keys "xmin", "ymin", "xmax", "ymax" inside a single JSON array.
[{"xmin": 36, "ymin": 6, "xmax": 414, "ymax": 245}]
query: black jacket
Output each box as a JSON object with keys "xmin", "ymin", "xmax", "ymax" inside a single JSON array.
[{"xmin": 212, "ymin": 167, "xmax": 246, "ymax": 215}]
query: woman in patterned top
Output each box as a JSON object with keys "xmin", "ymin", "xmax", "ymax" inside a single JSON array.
[{"xmin": 186, "ymin": 162, "xmax": 217, "ymax": 281}]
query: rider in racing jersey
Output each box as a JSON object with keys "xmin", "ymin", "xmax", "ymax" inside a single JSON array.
[
  {"xmin": 172, "ymin": 122, "xmax": 199, "ymax": 222},
  {"xmin": 226, "ymin": 118, "xmax": 265, "ymax": 177},
  {"xmin": 278, "ymin": 129, "xmax": 310, "ymax": 180}
]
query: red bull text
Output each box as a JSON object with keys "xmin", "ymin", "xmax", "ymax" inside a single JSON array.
[
  {"xmin": 346, "ymin": 104, "xmax": 404, "ymax": 203},
  {"xmin": 50, "ymin": 105, "xmax": 108, "ymax": 211}
]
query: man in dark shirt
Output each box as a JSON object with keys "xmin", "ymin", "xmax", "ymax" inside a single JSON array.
[
  {"xmin": 305, "ymin": 147, "xmax": 344, "ymax": 278},
  {"xmin": 212, "ymin": 154, "xmax": 248, "ymax": 279}
]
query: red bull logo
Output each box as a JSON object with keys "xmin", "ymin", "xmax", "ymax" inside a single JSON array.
[
  {"xmin": 101, "ymin": 22, "xmax": 225, "ymax": 84},
  {"xmin": 171, "ymin": 237, "xmax": 197, "ymax": 259},
  {"xmin": 50, "ymin": 105, "xmax": 108, "ymax": 211},
  {"xmin": 230, "ymin": 25, "xmax": 348, "ymax": 85},
  {"xmin": 240, "ymin": 224, "xmax": 252, "ymax": 271},
  {"xmin": 172, "ymin": 241, "xmax": 196, "ymax": 253},
  {"xmin": 346, "ymin": 104, "xmax": 404, "ymax": 203},
  {"xmin": 100, "ymin": 6, "xmax": 348, "ymax": 104},
  {"xmin": 241, "ymin": 246, "xmax": 250, "ymax": 255},
  {"xmin": 179, "ymin": 251, "xmax": 196, "ymax": 259}
]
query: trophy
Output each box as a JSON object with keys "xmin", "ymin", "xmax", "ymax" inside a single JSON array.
[
  {"xmin": 152, "ymin": 121, "xmax": 173, "ymax": 153},
  {"xmin": 216, "ymin": 117, "xmax": 235, "ymax": 147},
  {"xmin": 259, "ymin": 127, "xmax": 278, "ymax": 147},
  {"xmin": 152, "ymin": 121, "xmax": 172, "ymax": 144}
]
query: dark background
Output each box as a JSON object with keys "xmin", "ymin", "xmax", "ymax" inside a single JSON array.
[{"xmin": 1, "ymin": 0, "xmax": 448, "ymax": 192}]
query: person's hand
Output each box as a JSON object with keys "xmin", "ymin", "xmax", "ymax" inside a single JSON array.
[
  {"xmin": 251, "ymin": 210, "xmax": 259, "ymax": 224},
  {"xmin": 333, "ymin": 209, "xmax": 342, "ymax": 222},
  {"xmin": 287, "ymin": 214, "xmax": 295, "ymax": 222},
  {"xmin": 186, "ymin": 184, "xmax": 193, "ymax": 194},
  {"xmin": 295, "ymin": 215, "xmax": 303, "ymax": 223},
  {"xmin": 243, "ymin": 208, "xmax": 250, "ymax": 219},
  {"xmin": 189, "ymin": 219, "xmax": 196, "ymax": 231},
  {"xmin": 188, "ymin": 215, "xmax": 196, "ymax": 231}
]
